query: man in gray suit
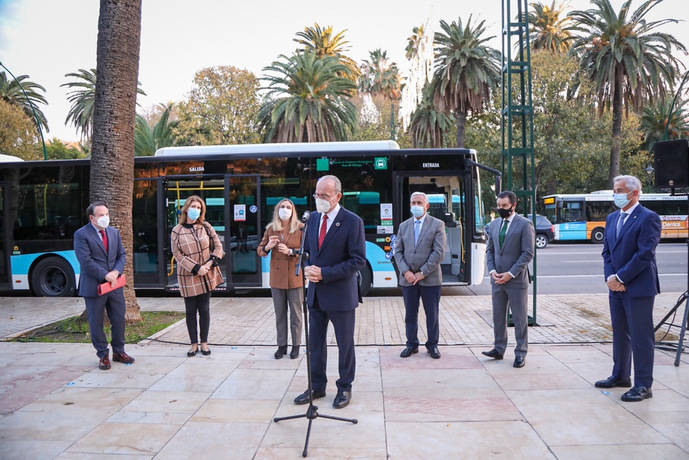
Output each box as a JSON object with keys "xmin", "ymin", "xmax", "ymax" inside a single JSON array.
[
  {"xmin": 394, "ymin": 192, "xmax": 446, "ymax": 359},
  {"xmin": 483, "ymin": 191, "xmax": 535, "ymax": 368}
]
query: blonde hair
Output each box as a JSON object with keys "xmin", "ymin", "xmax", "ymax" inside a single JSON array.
[
  {"xmin": 268, "ymin": 198, "xmax": 300, "ymax": 233},
  {"xmin": 179, "ymin": 195, "xmax": 206, "ymax": 225}
]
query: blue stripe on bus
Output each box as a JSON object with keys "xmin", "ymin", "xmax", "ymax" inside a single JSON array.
[
  {"xmin": 260, "ymin": 241, "xmax": 392, "ymax": 273},
  {"xmin": 556, "ymin": 222, "xmax": 588, "ymax": 240},
  {"xmin": 11, "ymin": 250, "xmax": 80, "ymax": 275}
]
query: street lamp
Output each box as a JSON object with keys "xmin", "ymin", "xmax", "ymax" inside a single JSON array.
[{"xmin": 0, "ymin": 61, "xmax": 48, "ymax": 160}]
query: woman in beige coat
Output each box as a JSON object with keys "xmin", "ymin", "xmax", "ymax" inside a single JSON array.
[
  {"xmin": 171, "ymin": 195, "xmax": 224, "ymax": 357},
  {"xmin": 257, "ymin": 199, "xmax": 304, "ymax": 359}
]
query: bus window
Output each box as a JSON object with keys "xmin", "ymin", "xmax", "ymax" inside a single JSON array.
[
  {"xmin": 133, "ymin": 180, "xmax": 159, "ymax": 282},
  {"xmin": 586, "ymin": 200, "xmax": 615, "ymax": 222},
  {"xmin": 562, "ymin": 200, "xmax": 584, "ymax": 222},
  {"xmin": 343, "ymin": 191, "xmax": 381, "ymax": 231}
]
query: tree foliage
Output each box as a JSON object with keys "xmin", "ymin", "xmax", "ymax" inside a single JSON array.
[
  {"xmin": 173, "ymin": 66, "xmax": 261, "ymax": 146},
  {"xmin": 294, "ymin": 23, "xmax": 360, "ymax": 88},
  {"xmin": 135, "ymin": 103, "xmax": 177, "ymax": 155},
  {"xmin": 258, "ymin": 52, "xmax": 358, "ymax": 142},
  {"xmin": 409, "ymin": 84, "xmax": 454, "ymax": 148},
  {"xmin": 640, "ymin": 97, "xmax": 689, "ymax": 150},
  {"xmin": 359, "ymin": 49, "xmax": 403, "ymax": 101},
  {"xmin": 0, "ymin": 99, "xmax": 40, "ymax": 160},
  {"xmin": 62, "ymin": 68, "xmax": 146, "ymax": 145},
  {"xmin": 528, "ymin": 1, "xmax": 576, "ymax": 53},
  {"xmin": 431, "ymin": 15, "xmax": 501, "ymax": 147},
  {"xmin": 0, "ymin": 71, "xmax": 49, "ymax": 132},
  {"xmin": 568, "ymin": 0, "xmax": 686, "ymax": 184},
  {"xmin": 46, "ymin": 138, "xmax": 88, "ymax": 159}
]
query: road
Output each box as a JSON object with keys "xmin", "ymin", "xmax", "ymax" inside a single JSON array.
[{"xmin": 452, "ymin": 242, "xmax": 687, "ymax": 296}]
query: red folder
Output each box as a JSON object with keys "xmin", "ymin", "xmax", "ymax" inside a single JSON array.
[{"xmin": 98, "ymin": 275, "xmax": 126, "ymax": 296}]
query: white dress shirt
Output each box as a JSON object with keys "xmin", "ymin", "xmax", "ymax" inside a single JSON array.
[{"xmin": 319, "ymin": 203, "xmax": 341, "ymax": 235}]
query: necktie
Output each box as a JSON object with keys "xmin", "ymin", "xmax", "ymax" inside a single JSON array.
[
  {"xmin": 414, "ymin": 220, "xmax": 421, "ymax": 246},
  {"xmin": 100, "ymin": 229, "xmax": 109, "ymax": 252},
  {"xmin": 318, "ymin": 215, "xmax": 328, "ymax": 249},
  {"xmin": 499, "ymin": 219, "xmax": 509, "ymax": 247},
  {"xmin": 616, "ymin": 212, "xmax": 626, "ymax": 237}
]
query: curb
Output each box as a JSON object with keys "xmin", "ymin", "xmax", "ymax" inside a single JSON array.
[{"xmin": 138, "ymin": 318, "xmax": 185, "ymax": 346}]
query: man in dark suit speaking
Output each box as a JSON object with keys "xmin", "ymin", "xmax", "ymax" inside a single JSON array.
[
  {"xmin": 293, "ymin": 175, "xmax": 366, "ymax": 409},
  {"xmin": 597, "ymin": 175, "xmax": 662, "ymax": 402},
  {"xmin": 74, "ymin": 202, "xmax": 135, "ymax": 370}
]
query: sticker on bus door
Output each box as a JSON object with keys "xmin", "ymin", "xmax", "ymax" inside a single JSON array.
[{"xmin": 234, "ymin": 204, "xmax": 246, "ymax": 222}]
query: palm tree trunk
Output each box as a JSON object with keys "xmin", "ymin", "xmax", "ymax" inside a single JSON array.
[
  {"xmin": 455, "ymin": 111, "xmax": 467, "ymax": 148},
  {"xmin": 89, "ymin": 0, "xmax": 143, "ymax": 323},
  {"xmin": 609, "ymin": 64, "xmax": 623, "ymax": 187}
]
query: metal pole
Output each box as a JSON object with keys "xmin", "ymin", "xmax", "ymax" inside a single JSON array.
[{"xmin": 0, "ymin": 61, "xmax": 48, "ymax": 160}]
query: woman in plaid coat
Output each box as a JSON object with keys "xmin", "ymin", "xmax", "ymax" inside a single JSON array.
[
  {"xmin": 257, "ymin": 198, "xmax": 304, "ymax": 359},
  {"xmin": 171, "ymin": 195, "xmax": 224, "ymax": 357}
]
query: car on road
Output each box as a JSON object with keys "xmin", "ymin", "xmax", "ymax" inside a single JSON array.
[{"xmin": 527, "ymin": 214, "xmax": 555, "ymax": 249}]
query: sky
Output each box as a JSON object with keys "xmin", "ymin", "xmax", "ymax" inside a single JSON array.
[{"xmin": 1, "ymin": 0, "xmax": 688, "ymax": 143}]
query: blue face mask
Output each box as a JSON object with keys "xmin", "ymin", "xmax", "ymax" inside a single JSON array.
[
  {"xmin": 613, "ymin": 193, "xmax": 630, "ymax": 209},
  {"xmin": 411, "ymin": 205, "xmax": 425, "ymax": 218},
  {"xmin": 187, "ymin": 207, "xmax": 201, "ymax": 221}
]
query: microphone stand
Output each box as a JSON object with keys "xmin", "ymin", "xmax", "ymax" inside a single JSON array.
[{"xmin": 273, "ymin": 211, "xmax": 358, "ymax": 457}]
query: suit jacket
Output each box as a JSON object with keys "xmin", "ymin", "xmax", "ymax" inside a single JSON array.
[
  {"xmin": 74, "ymin": 223, "xmax": 126, "ymax": 297},
  {"xmin": 304, "ymin": 207, "xmax": 366, "ymax": 311},
  {"xmin": 486, "ymin": 214, "xmax": 535, "ymax": 288},
  {"xmin": 394, "ymin": 214, "xmax": 446, "ymax": 286},
  {"xmin": 602, "ymin": 204, "xmax": 661, "ymax": 297}
]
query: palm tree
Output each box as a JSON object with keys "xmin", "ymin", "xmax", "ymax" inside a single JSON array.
[
  {"xmin": 135, "ymin": 104, "xmax": 177, "ymax": 156},
  {"xmin": 359, "ymin": 49, "xmax": 403, "ymax": 138},
  {"xmin": 409, "ymin": 84, "xmax": 454, "ymax": 148},
  {"xmin": 640, "ymin": 97, "xmax": 689, "ymax": 150},
  {"xmin": 258, "ymin": 52, "xmax": 358, "ymax": 142},
  {"xmin": 62, "ymin": 68, "xmax": 145, "ymax": 144},
  {"xmin": 0, "ymin": 71, "xmax": 49, "ymax": 131},
  {"xmin": 568, "ymin": 0, "xmax": 686, "ymax": 185},
  {"xmin": 90, "ymin": 0, "xmax": 143, "ymax": 321},
  {"xmin": 294, "ymin": 23, "xmax": 360, "ymax": 84},
  {"xmin": 359, "ymin": 49, "xmax": 403, "ymax": 101},
  {"xmin": 432, "ymin": 16, "xmax": 501, "ymax": 147},
  {"xmin": 528, "ymin": 1, "xmax": 576, "ymax": 53},
  {"xmin": 405, "ymin": 25, "xmax": 426, "ymax": 61}
]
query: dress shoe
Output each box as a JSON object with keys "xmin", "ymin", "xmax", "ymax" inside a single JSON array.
[
  {"xmin": 621, "ymin": 386, "xmax": 652, "ymax": 402},
  {"xmin": 289, "ymin": 345, "xmax": 300, "ymax": 359},
  {"xmin": 187, "ymin": 345, "xmax": 198, "ymax": 357},
  {"xmin": 200, "ymin": 345, "xmax": 211, "ymax": 356},
  {"xmin": 294, "ymin": 388, "xmax": 326, "ymax": 405},
  {"xmin": 112, "ymin": 351, "xmax": 135, "ymax": 364},
  {"xmin": 427, "ymin": 345, "xmax": 441, "ymax": 359},
  {"xmin": 594, "ymin": 376, "xmax": 632, "ymax": 388},
  {"xmin": 274, "ymin": 345, "xmax": 287, "ymax": 359},
  {"xmin": 400, "ymin": 346, "xmax": 418, "ymax": 358},
  {"xmin": 333, "ymin": 390, "xmax": 351, "ymax": 409},
  {"xmin": 481, "ymin": 349, "xmax": 504, "ymax": 360},
  {"xmin": 99, "ymin": 355, "xmax": 111, "ymax": 370},
  {"xmin": 513, "ymin": 356, "xmax": 525, "ymax": 368}
]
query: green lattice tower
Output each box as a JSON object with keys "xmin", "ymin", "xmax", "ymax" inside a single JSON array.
[{"xmin": 501, "ymin": 0, "xmax": 537, "ymax": 325}]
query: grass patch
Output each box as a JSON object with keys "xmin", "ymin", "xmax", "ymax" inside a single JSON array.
[{"xmin": 13, "ymin": 311, "xmax": 185, "ymax": 344}]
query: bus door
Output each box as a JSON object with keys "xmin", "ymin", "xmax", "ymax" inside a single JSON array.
[
  {"xmin": 164, "ymin": 177, "xmax": 228, "ymax": 292},
  {"xmin": 393, "ymin": 172, "xmax": 467, "ymax": 283},
  {"xmin": 226, "ymin": 175, "xmax": 262, "ymax": 287},
  {"xmin": 0, "ymin": 183, "xmax": 8, "ymax": 290}
]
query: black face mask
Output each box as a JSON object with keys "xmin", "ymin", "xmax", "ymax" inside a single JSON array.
[{"xmin": 497, "ymin": 207, "xmax": 513, "ymax": 219}]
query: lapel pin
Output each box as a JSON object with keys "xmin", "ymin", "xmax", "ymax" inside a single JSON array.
[{"xmin": 335, "ymin": 222, "xmax": 341, "ymax": 227}]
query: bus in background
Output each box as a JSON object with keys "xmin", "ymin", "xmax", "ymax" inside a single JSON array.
[
  {"xmin": 542, "ymin": 191, "xmax": 688, "ymax": 243},
  {"xmin": 0, "ymin": 141, "xmax": 494, "ymax": 297}
]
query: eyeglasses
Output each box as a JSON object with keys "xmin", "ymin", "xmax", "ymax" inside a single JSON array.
[{"xmin": 312, "ymin": 193, "xmax": 332, "ymax": 200}]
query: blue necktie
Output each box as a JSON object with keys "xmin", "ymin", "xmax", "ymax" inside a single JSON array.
[
  {"xmin": 414, "ymin": 220, "xmax": 421, "ymax": 246},
  {"xmin": 616, "ymin": 212, "xmax": 626, "ymax": 237}
]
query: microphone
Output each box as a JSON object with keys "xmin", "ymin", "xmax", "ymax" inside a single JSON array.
[{"xmin": 301, "ymin": 210, "xmax": 311, "ymax": 223}]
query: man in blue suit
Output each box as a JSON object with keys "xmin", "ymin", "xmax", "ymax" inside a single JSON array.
[
  {"xmin": 597, "ymin": 175, "xmax": 661, "ymax": 402},
  {"xmin": 74, "ymin": 202, "xmax": 134, "ymax": 370},
  {"xmin": 293, "ymin": 175, "xmax": 366, "ymax": 409}
]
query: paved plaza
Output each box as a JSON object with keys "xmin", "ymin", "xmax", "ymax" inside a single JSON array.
[{"xmin": 0, "ymin": 293, "xmax": 688, "ymax": 459}]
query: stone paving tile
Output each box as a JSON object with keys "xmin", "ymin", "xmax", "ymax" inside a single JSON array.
[{"xmin": 551, "ymin": 444, "xmax": 689, "ymax": 460}]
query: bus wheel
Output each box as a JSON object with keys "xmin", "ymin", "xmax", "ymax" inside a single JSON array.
[
  {"xmin": 30, "ymin": 257, "xmax": 76, "ymax": 297},
  {"xmin": 591, "ymin": 228, "xmax": 605, "ymax": 244},
  {"xmin": 535, "ymin": 233, "xmax": 548, "ymax": 249},
  {"xmin": 358, "ymin": 266, "xmax": 373, "ymax": 297}
]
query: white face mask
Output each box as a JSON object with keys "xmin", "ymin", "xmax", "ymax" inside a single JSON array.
[
  {"xmin": 96, "ymin": 215, "xmax": 110, "ymax": 228},
  {"xmin": 315, "ymin": 198, "xmax": 331, "ymax": 214},
  {"xmin": 278, "ymin": 207, "xmax": 292, "ymax": 220}
]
